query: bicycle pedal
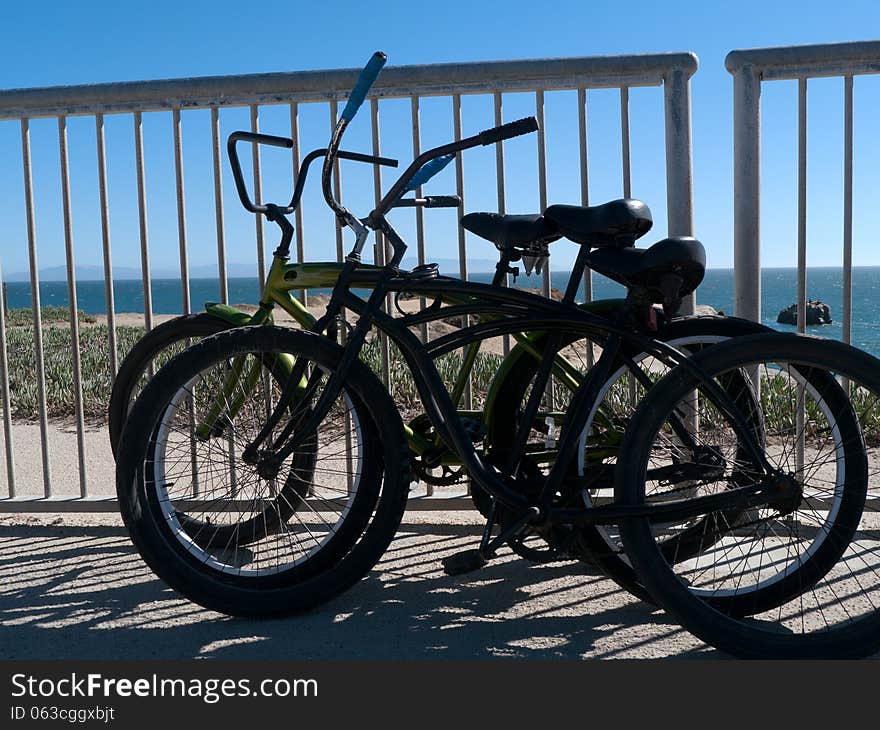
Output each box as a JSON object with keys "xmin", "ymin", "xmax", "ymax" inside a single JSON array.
[{"xmin": 441, "ymin": 549, "xmax": 488, "ymax": 576}]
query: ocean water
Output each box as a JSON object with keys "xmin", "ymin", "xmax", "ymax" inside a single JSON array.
[{"xmin": 4, "ymin": 266, "xmax": 880, "ymax": 356}]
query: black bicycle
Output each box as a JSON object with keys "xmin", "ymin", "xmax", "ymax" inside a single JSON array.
[{"xmin": 116, "ymin": 53, "xmax": 880, "ymax": 659}]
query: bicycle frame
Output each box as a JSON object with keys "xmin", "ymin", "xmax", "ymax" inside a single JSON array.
[{"xmin": 241, "ymin": 261, "xmax": 782, "ymax": 528}]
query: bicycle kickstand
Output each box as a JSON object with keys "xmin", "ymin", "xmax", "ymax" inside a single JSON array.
[{"xmin": 441, "ymin": 501, "xmax": 540, "ymax": 576}]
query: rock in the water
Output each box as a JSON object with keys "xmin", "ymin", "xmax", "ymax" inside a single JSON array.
[{"xmin": 777, "ymin": 300, "xmax": 832, "ymax": 326}]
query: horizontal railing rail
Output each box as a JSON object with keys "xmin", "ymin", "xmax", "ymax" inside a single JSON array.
[
  {"xmin": 0, "ymin": 53, "xmax": 697, "ymax": 119},
  {"xmin": 0, "ymin": 51, "xmax": 697, "ymax": 512}
]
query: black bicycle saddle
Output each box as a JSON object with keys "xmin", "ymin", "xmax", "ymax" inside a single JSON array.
[
  {"xmin": 459, "ymin": 212, "xmax": 561, "ymax": 251},
  {"xmin": 585, "ymin": 236, "xmax": 706, "ymax": 301},
  {"xmin": 544, "ymin": 199, "xmax": 653, "ymax": 247}
]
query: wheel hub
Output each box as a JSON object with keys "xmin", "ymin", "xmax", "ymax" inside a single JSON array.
[{"xmin": 766, "ymin": 472, "xmax": 803, "ymax": 516}]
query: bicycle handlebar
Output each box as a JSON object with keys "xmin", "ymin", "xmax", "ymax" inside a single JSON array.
[
  {"xmin": 340, "ymin": 51, "xmax": 386, "ymax": 123},
  {"xmin": 478, "ymin": 117, "xmax": 539, "ymax": 145},
  {"xmin": 228, "ymin": 131, "xmax": 396, "ymax": 214},
  {"xmin": 371, "ymin": 116, "xmax": 539, "ymax": 224}
]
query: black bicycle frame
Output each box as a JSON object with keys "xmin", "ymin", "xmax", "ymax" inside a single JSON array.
[{"xmin": 243, "ymin": 261, "xmax": 781, "ymax": 527}]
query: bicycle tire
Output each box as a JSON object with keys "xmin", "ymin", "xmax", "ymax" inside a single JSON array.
[
  {"xmin": 616, "ymin": 333, "xmax": 880, "ymax": 658},
  {"xmin": 116, "ymin": 326, "xmax": 411, "ymax": 618}
]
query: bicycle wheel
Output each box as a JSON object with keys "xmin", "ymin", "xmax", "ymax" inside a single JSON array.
[
  {"xmin": 616, "ymin": 333, "xmax": 880, "ymax": 658},
  {"xmin": 109, "ymin": 313, "xmax": 234, "ymax": 456},
  {"xmin": 486, "ymin": 315, "xmax": 768, "ymax": 600},
  {"xmin": 116, "ymin": 326, "xmax": 410, "ymax": 617}
]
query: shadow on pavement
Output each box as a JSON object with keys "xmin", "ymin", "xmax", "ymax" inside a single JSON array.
[{"xmin": 0, "ymin": 521, "xmax": 715, "ymax": 660}]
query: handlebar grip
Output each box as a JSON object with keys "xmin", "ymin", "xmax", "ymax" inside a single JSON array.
[
  {"xmin": 478, "ymin": 116, "xmax": 539, "ymax": 146},
  {"xmin": 336, "ymin": 150, "xmax": 398, "ymax": 167},
  {"xmin": 229, "ymin": 131, "xmax": 294, "ymax": 148},
  {"xmin": 341, "ymin": 51, "xmax": 387, "ymax": 123},
  {"xmin": 424, "ymin": 195, "xmax": 462, "ymax": 208},
  {"xmin": 402, "ymin": 153, "xmax": 455, "ymax": 193}
]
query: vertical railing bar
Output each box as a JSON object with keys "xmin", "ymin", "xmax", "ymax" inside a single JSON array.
[
  {"xmin": 732, "ymin": 67, "xmax": 761, "ymax": 323},
  {"xmin": 843, "ymin": 75, "xmax": 853, "ymax": 349},
  {"xmin": 95, "ymin": 114, "xmax": 119, "ymax": 380},
  {"xmin": 535, "ymin": 90, "xmax": 550, "ymax": 298},
  {"xmin": 620, "ymin": 87, "xmax": 632, "ymax": 198},
  {"xmin": 172, "ymin": 108, "xmax": 199, "ymax": 496},
  {"xmin": 578, "ymin": 87, "xmax": 594, "ymax": 367},
  {"xmin": 796, "ymin": 77, "xmax": 808, "ymax": 477},
  {"xmin": 291, "ymin": 102, "xmax": 307, "ymax": 305},
  {"xmin": 250, "ymin": 105, "xmax": 267, "ymax": 291},
  {"xmin": 249, "ymin": 106, "xmax": 272, "ymax": 421},
  {"xmin": 370, "ymin": 97, "xmax": 392, "ymax": 390},
  {"xmin": 663, "ymin": 66, "xmax": 696, "ymax": 316},
  {"xmin": 452, "ymin": 93, "xmax": 473, "ymax": 410},
  {"xmin": 0, "ymin": 260, "xmax": 15, "ymax": 497},
  {"xmin": 172, "ymin": 109, "xmax": 191, "ymax": 316},
  {"xmin": 663, "ymin": 67, "xmax": 697, "ymax": 435},
  {"xmin": 797, "ymin": 79, "xmax": 807, "ymax": 336},
  {"xmin": 329, "ymin": 99, "xmax": 354, "ymax": 493},
  {"xmin": 212, "ymin": 106, "xmax": 236, "ymax": 494},
  {"xmin": 620, "ymin": 87, "xmax": 637, "ymax": 405},
  {"xmin": 20, "ymin": 118, "xmax": 52, "ymax": 497},
  {"xmin": 57, "ymin": 115, "xmax": 88, "ymax": 497},
  {"xmin": 409, "ymin": 97, "xmax": 431, "ymax": 492},
  {"xmin": 210, "ymin": 107, "xmax": 229, "ymax": 305},
  {"xmin": 493, "ymin": 91, "xmax": 511, "ymax": 356},
  {"xmin": 410, "ymin": 96, "xmax": 429, "ymax": 343},
  {"xmin": 330, "ymin": 101, "xmax": 344, "ymax": 264},
  {"xmin": 133, "ymin": 111, "xmax": 154, "ymax": 335},
  {"xmin": 578, "ymin": 88, "xmax": 593, "ymax": 304}
]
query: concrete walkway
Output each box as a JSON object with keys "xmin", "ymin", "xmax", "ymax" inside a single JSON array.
[{"xmin": 0, "ymin": 512, "xmax": 713, "ymax": 660}]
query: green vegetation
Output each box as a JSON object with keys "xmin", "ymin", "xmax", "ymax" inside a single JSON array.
[
  {"xmin": 2, "ymin": 320, "xmax": 879, "ymax": 449},
  {"xmin": 0, "ymin": 324, "xmax": 506, "ymax": 424},
  {"xmin": 3, "ymin": 325, "xmax": 143, "ymax": 421},
  {"xmin": 4, "ymin": 306, "xmax": 96, "ymax": 328}
]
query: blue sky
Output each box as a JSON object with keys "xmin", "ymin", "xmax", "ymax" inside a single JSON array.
[{"xmin": 1, "ymin": 0, "xmax": 878, "ymax": 281}]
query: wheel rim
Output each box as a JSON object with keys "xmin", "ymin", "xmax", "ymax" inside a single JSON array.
[{"xmin": 148, "ymin": 352, "xmax": 367, "ymax": 578}]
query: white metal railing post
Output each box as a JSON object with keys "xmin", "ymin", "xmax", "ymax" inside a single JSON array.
[
  {"xmin": 95, "ymin": 113, "xmax": 119, "ymax": 379},
  {"xmin": 210, "ymin": 107, "xmax": 229, "ymax": 305},
  {"xmin": 20, "ymin": 118, "xmax": 52, "ymax": 497},
  {"xmin": 729, "ymin": 61, "xmax": 762, "ymax": 323},
  {"xmin": 663, "ymin": 61, "xmax": 697, "ymax": 316},
  {"xmin": 58, "ymin": 115, "xmax": 89, "ymax": 497}
]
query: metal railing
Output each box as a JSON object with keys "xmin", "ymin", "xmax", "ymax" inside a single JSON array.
[
  {"xmin": 0, "ymin": 51, "xmax": 697, "ymax": 511},
  {"xmin": 728, "ymin": 40, "xmax": 880, "ymax": 333}
]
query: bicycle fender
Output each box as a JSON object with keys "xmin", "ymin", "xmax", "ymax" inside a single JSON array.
[{"xmin": 204, "ymin": 302, "xmax": 259, "ymax": 327}]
